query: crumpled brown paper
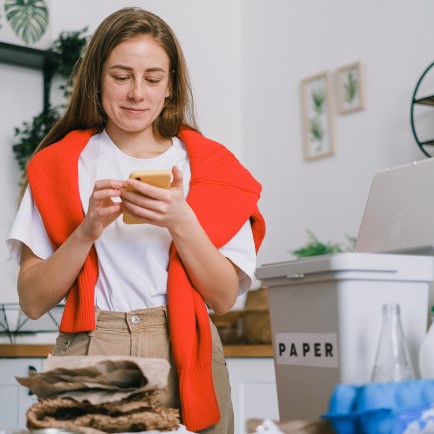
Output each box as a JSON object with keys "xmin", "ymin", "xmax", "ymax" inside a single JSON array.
[
  {"xmin": 17, "ymin": 355, "xmax": 170, "ymax": 404},
  {"xmin": 16, "ymin": 355, "xmax": 182, "ymax": 433},
  {"xmin": 25, "ymin": 394, "xmax": 180, "ymax": 434}
]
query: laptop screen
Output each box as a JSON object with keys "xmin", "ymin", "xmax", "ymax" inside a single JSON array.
[{"xmin": 355, "ymin": 158, "xmax": 434, "ymax": 255}]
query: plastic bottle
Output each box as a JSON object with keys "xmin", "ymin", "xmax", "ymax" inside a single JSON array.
[
  {"xmin": 371, "ymin": 303, "xmax": 415, "ymax": 382},
  {"xmin": 419, "ymin": 305, "xmax": 434, "ymax": 379}
]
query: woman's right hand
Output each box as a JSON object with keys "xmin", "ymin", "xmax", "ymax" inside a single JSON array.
[
  {"xmin": 79, "ymin": 179, "xmax": 127, "ymax": 241},
  {"xmin": 18, "ymin": 179, "xmax": 127, "ymax": 319}
]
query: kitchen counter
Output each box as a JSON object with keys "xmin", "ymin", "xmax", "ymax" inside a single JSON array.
[
  {"xmin": 224, "ymin": 344, "xmax": 273, "ymax": 357},
  {"xmin": 0, "ymin": 344, "xmax": 55, "ymax": 358},
  {"xmin": 0, "ymin": 344, "xmax": 273, "ymax": 358}
]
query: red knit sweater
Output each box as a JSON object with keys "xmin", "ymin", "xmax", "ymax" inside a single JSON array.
[{"xmin": 27, "ymin": 129, "xmax": 266, "ymax": 432}]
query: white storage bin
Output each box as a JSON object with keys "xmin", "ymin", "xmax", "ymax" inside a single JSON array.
[{"xmin": 256, "ymin": 252, "xmax": 434, "ymax": 421}]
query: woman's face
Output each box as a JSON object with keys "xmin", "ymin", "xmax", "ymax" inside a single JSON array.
[{"xmin": 101, "ymin": 35, "xmax": 171, "ymax": 139}]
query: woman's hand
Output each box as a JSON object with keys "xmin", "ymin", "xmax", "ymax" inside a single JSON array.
[
  {"xmin": 121, "ymin": 165, "xmax": 239, "ymax": 313},
  {"xmin": 18, "ymin": 178, "xmax": 126, "ymax": 320},
  {"xmin": 120, "ymin": 166, "xmax": 194, "ymax": 229},
  {"xmin": 79, "ymin": 179, "xmax": 127, "ymax": 241}
]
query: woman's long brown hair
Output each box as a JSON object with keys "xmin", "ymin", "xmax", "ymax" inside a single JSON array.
[{"xmin": 18, "ymin": 7, "xmax": 198, "ymax": 203}]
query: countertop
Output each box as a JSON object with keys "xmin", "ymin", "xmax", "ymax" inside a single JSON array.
[{"xmin": 0, "ymin": 344, "xmax": 273, "ymax": 358}]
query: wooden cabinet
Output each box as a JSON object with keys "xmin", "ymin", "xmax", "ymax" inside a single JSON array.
[
  {"xmin": 0, "ymin": 358, "xmax": 43, "ymax": 429},
  {"xmin": 227, "ymin": 357, "xmax": 279, "ymax": 434}
]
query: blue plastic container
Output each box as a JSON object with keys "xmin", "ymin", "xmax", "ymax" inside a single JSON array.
[{"xmin": 322, "ymin": 380, "xmax": 434, "ymax": 433}]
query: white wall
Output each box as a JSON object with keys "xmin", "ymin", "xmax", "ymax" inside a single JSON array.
[
  {"xmin": 1, "ymin": 0, "xmax": 434, "ymax": 304},
  {"xmin": 242, "ymin": 0, "xmax": 434, "ymax": 266},
  {"xmin": 0, "ymin": 65, "xmax": 43, "ymax": 302}
]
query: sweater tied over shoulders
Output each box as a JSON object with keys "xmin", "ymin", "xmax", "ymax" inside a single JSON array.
[{"xmin": 27, "ymin": 128, "xmax": 266, "ymax": 432}]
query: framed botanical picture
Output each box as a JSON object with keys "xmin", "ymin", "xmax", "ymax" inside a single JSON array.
[
  {"xmin": 300, "ymin": 71, "xmax": 336, "ymax": 161},
  {"xmin": 0, "ymin": 0, "xmax": 52, "ymax": 49},
  {"xmin": 336, "ymin": 61, "xmax": 366, "ymax": 114}
]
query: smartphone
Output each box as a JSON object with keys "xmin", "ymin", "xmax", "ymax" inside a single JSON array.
[{"xmin": 123, "ymin": 169, "xmax": 172, "ymax": 224}]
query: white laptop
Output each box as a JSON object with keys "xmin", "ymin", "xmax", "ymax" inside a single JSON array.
[{"xmin": 355, "ymin": 158, "xmax": 434, "ymax": 255}]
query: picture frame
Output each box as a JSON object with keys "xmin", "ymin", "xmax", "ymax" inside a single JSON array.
[
  {"xmin": 336, "ymin": 61, "xmax": 366, "ymax": 114},
  {"xmin": 300, "ymin": 71, "xmax": 336, "ymax": 161}
]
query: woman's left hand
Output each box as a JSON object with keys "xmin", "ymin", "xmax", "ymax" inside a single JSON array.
[
  {"xmin": 120, "ymin": 165, "xmax": 194, "ymax": 228},
  {"xmin": 122, "ymin": 165, "xmax": 239, "ymax": 313}
]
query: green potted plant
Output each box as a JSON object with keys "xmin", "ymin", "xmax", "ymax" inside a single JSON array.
[
  {"xmin": 291, "ymin": 229, "xmax": 355, "ymax": 259},
  {"xmin": 12, "ymin": 27, "xmax": 89, "ymax": 180}
]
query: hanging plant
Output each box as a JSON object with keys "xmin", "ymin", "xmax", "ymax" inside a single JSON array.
[
  {"xmin": 13, "ymin": 106, "xmax": 60, "ymax": 172},
  {"xmin": 12, "ymin": 27, "xmax": 89, "ymax": 178},
  {"xmin": 49, "ymin": 27, "xmax": 89, "ymax": 98}
]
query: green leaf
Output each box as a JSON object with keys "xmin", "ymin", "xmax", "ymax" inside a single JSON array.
[
  {"xmin": 5, "ymin": 0, "xmax": 49, "ymax": 45},
  {"xmin": 13, "ymin": 105, "xmax": 60, "ymax": 171},
  {"xmin": 49, "ymin": 27, "xmax": 89, "ymax": 98},
  {"xmin": 11, "ymin": 27, "xmax": 90, "ymax": 179},
  {"xmin": 311, "ymin": 87, "xmax": 326, "ymax": 115},
  {"xmin": 290, "ymin": 230, "xmax": 346, "ymax": 259},
  {"xmin": 344, "ymin": 71, "xmax": 359, "ymax": 104},
  {"xmin": 50, "ymin": 27, "xmax": 89, "ymax": 78},
  {"xmin": 309, "ymin": 116, "xmax": 324, "ymax": 142}
]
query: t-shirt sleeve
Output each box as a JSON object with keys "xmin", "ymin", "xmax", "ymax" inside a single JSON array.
[
  {"xmin": 218, "ymin": 219, "xmax": 257, "ymax": 295},
  {"xmin": 5, "ymin": 185, "xmax": 54, "ymax": 264}
]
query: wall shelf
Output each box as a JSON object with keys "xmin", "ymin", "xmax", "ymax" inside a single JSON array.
[
  {"xmin": 411, "ymin": 61, "xmax": 434, "ymax": 157},
  {"xmin": 0, "ymin": 41, "xmax": 59, "ymax": 109},
  {"xmin": 414, "ymin": 95, "xmax": 434, "ymax": 107},
  {"xmin": 0, "ymin": 41, "xmax": 50, "ymax": 69}
]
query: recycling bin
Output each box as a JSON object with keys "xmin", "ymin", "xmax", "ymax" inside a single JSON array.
[{"xmin": 256, "ymin": 252, "xmax": 434, "ymax": 421}]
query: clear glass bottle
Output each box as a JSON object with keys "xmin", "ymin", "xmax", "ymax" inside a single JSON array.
[
  {"xmin": 419, "ymin": 306, "xmax": 434, "ymax": 379},
  {"xmin": 371, "ymin": 303, "xmax": 415, "ymax": 382}
]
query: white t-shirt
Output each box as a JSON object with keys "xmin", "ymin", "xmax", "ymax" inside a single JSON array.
[{"xmin": 6, "ymin": 131, "xmax": 257, "ymax": 311}]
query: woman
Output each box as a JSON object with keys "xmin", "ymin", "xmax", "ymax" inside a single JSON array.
[{"xmin": 6, "ymin": 7, "xmax": 265, "ymax": 434}]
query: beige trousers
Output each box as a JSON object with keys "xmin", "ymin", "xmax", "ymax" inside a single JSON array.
[{"xmin": 53, "ymin": 306, "xmax": 234, "ymax": 434}]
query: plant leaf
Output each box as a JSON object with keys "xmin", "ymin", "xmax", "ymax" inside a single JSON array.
[
  {"xmin": 11, "ymin": 27, "xmax": 90, "ymax": 178},
  {"xmin": 290, "ymin": 229, "xmax": 344, "ymax": 259},
  {"xmin": 344, "ymin": 71, "xmax": 358, "ymax": 104},
  {"xmin": 5, "ymin": 0, "xmax": 49, "ymax": 45},
  {"xmin": 13, "ymin": 105, "xmax": 60, "ymax": 171}
]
